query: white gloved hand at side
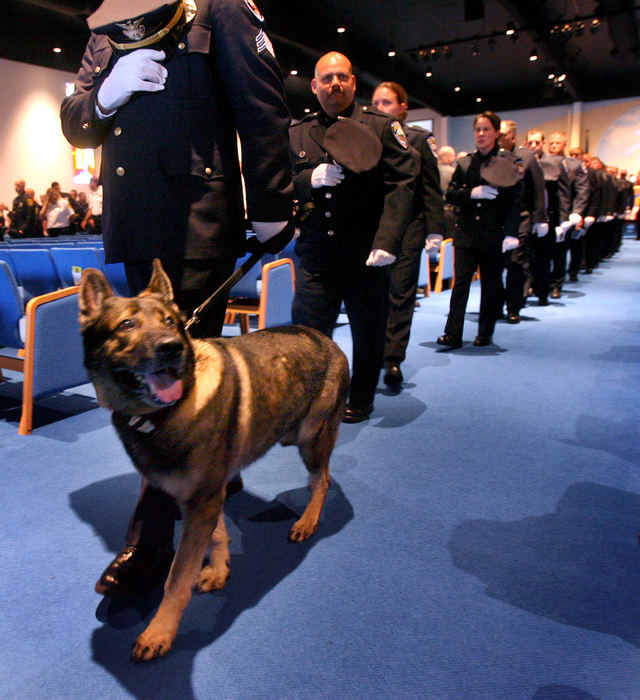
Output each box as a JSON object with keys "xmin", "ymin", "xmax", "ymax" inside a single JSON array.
[
  {"xmin": 532, "ymin": 222, "xmax": 549, "ymax": 237},
  {"xmin": 584, "ymin": 216, "xmax": 595, "ymax": 229},
  {"xmin": 251, "ymin": 221, "xmax": 288, "ymax": 243},
  {"xmin": 470, "ymin": 185, "xmax": 498, "ymax": 200},
  {"xmin": 96, "ymin": 49, "xmax": 167, "ymax": 115},
  {"xmin": 365, "ymin": 249, "xmax": 396, "ymax": 266},
  {"xmin": 311, "ymin": 163, "xmax": 344, "ymax": 188},
  {"xmin": 568, "ymin": 212, "xmax": 583, "ymax": 227},
  {"xmin": 425, "ymin": 233, "xmax": 443, "ymax": 251},
  {"xmin": 502, "ymin": 236, "xmax": 520, "ymax": 252}
]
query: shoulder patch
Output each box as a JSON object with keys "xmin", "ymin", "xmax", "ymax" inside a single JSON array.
[
  {"xmin": 391, "ymin": 120, "xmax": 408, "ymax": 149},
  {"xmin": 243, "ymin": 0, "xmax": 264, "ymax": 22},
  {"xmin": 427, "ymin": 135, "xmax": 437, "ymax": 158},
  {"xmin": 516, "ymin": 159, "xmax": 525, "ymax": 177}
]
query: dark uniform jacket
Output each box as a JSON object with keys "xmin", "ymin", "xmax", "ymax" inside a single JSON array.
[
  {"xmin": 60, "ymin": 0, "xmax": 292, "ymax": 264},
  {"xmin": 558, "ymin": 156, "xmax": 589, "ymax": 221},
  {"xmin": 289, "ymin": 102, "xmax": 417, "ymax": 260},
  {"xmin": 514, "ymin": 145, "xmax": 546, "ymax": 235},
  {"xmin": 9, "ymin": 192, "xmax": 41, "ymax": 238},
  {"xmin": 446, "ymin": 146, "xmax": 522, "ymax": 250},
  {"xmin": 405, "ymin": 125, "xmax": 444, "ymax": 238}
]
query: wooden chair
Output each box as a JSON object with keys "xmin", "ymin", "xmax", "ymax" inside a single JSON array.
[
  {"xmin": 0, "ymin": 261, "xmax": 89, "ymax": 435},
  {"xmin": 433, "ymin": 237, "xmax": 455, "ymax": 293},
  {"xmin": 226, "ymin": 258, "xmax": 296, "ymax": 333}
]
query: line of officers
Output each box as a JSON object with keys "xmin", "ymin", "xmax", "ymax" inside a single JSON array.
[{"xmin": 290, "ymin": 77, "xmax": 634, "ymax": 420}]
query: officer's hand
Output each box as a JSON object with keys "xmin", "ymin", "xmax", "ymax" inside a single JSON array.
[
  {"xmin": 568, "ymin": 212, "xmax": 583, "ymax": 228},
  {"xmin": 311, "ymin": 163, "xmax": 344, "ymax": 188},
  {"xmin": 425, "ymin": 233, "xmax": 443, "ymax": 251},
  {"xmin": 250, "ymin": 220, "xmax": 294, "ymax": 254},
  {"xmin": 584, "ymin": 216, "xmax": 595, "ymax": 229},
  {"xmin": 470, "ymin": 185, "xmax": 498, "ymax": 200},
  {"xmin": 532, "ymin": 222, "xmax": 549, "ymax": 237},
  {"xmin": 97, "ymin": 49, "xmax": 167, "ymax": 115},
  {"xmin": 502, "ymin": 236, "xmax": 520, "ymax": 253},
  {"xmin": 365, "ymin": 249, "xmax": 396, "ymax": 267}
]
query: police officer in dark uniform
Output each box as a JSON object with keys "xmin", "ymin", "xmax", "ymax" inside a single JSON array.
[
  {"xmin": 498, "ymin": 120, "xmax": 547, "ymax": 323},
  {"xmin": 289, "ymin": 52, "xmax": 416, "ymax": 423},
  {"xmin": 8, "ymin": 180, "xmax": 41, "ymax": 238},
  {"xmin": 437, "ymin": 111, "xmax": 522, "ymax": 348},
  {"xmin": 371, "ymin": 81, "xmax": 444, "ymax": 388},
  {"xmin": 61, "ymin": 0, "xmax": 293, "ymax": 598}
]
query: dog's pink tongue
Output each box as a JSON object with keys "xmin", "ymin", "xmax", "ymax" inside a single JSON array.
[{"xmin": 147, "ymin": 374, "xmax": 183, "ymax": 404}]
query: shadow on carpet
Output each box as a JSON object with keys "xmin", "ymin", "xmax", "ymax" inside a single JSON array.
[
  {"xmin": 449, "ymin": 482, "xmax": 640, "ymax": 648},
  {"xmin": 69, "ymin": 474, "xmax": 353, "ymax": 699}
]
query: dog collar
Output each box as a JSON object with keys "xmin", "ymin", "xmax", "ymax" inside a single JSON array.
[{"xmin": 127, "ymin": 415, "xmax": 156, "ymax": 433}]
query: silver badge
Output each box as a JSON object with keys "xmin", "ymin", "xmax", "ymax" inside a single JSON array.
[{"xmin": 115, "ymin": 18, "xmax": 146, "ymax": 41}]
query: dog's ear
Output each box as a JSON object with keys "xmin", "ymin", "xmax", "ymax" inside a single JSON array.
[
  {"xmin": 78, "ymin": 268, "xmax": 113, "ymax": 324},
  {"xmin": 143, "ymin": 258, "xmax": 174, "ymax": 302}
]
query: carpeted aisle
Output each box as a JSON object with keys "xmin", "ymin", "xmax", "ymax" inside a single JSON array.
[{"xmin": 0, "ymin": 240, "xmax": 639, "ymax": 699}]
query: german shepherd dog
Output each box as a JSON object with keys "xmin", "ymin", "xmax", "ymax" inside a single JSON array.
[{"xmin": 78, "ymin": 259, "xmax": 349, "ymax": 661}]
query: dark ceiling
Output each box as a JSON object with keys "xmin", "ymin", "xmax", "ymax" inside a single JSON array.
[{"xmin": 2, "ymin": 0, "xmax": 640, "ymax": 117}]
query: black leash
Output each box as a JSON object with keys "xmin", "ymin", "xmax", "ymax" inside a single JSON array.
[{"xmin": 184, "ymin": 248, "xmax": 263, "ymax": 332}]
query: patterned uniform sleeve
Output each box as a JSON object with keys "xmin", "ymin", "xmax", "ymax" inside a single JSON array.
[
  {"xmin": 372, "ymin": 120, "xmax": 418, "ymax": 255},
  {"xmin": 60, "ymin": 34, "xmax": 114, "ymax": 149},
  {"xmin": 212, "ymin": 0, "xmax": 293, "ymax": 222}
]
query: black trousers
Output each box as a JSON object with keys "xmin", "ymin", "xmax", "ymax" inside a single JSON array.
[
  {"xmin": 292, "ymin": 252, "xmax": 390, "ymax": 406},
  {"xmin": 384, "ymin": 220, "xmax": 425, "ymax": 364},
  {"xmin": 550, "ymin": 237, "xmax": 569, "ymax": 289},
  {"xmin": 122, "ymin": 256, "xmax": 236, "ymax": 551},
  {"xmin": 529, "ymin": 230, "xmax": 553, "ymax": 300},
  {"xmin": 584, "ymin": 222, "xmax": 603, "ymax": 270},
  {"xmin": 444, "ymin": 245, "xmax": 503, "ymax": 339},
  {"xmin": 503, "ymin": 233, "xmax": 529, "ymax": 313}
]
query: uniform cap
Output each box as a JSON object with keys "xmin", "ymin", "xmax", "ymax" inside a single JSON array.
[
  {"xmin": 88, "ymin": 0, "xmax": 184, "ymax": 50},
  {"xmin": 323, "ymin": 119, "xmax": 382, "ymax": 174},
  {"xmin": 481, "ymin": 154, "xmax": 524, "ymax": 188}
]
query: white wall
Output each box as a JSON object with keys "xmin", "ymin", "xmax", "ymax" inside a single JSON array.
[
  {"xmin": 411, "ymin": 96, "xmax": 640, "ymax": 175},
  {"xmin": 0, "ymin": 58, "xmax": 83, "ymax": 208}
]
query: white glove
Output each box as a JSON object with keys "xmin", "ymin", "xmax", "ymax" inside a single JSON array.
[
  {"xmin": 568, "ymin": 212, "xmax": 583, "ymax": 228},
  {"xmin": 555, "ymin": 223, "xmax": 573, "ymax": 242},
  {"xmin": 251, "ymin": 220, "xmax": 287, "ymax": 243},
  {"xmin": 502, "ymin": 236, "xmax": 520, "ymax": 252},
  {"xmin": 470, "ymin": 185, "xmax": 498, "ymax": 200},
  {"xmin": 366, "ymin": 249, "xmax": 396, "ymax": 266},
  {"xmin": 605, "ymin": 215, "xmax": 614, "ymax": 222},
  {"xmin": 584, "ymin": 216, "xmax": 595, "ymax": 229},
  {"xmin": 425, "ymin": 233, "xmax": 443, "ymax": 251},
  {"xmin": 311, "ymin": 163, "xmax": 344, "ymax": 188},
  {"xmin": 96, "ymin": 49, "xmax": 167, "ymax": 115},
  {"xmin": 532, "ymin": 222, "xmax": 549, "ymax": 237}
]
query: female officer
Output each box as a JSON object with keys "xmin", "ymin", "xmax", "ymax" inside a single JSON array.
[{"xmin": 437, "ymin": 111, "xmax": 522, "ymax": 348}]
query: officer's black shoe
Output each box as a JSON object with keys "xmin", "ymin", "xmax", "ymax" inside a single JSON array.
[
  {"xmin": 506, "ymin": 312, "xmax": 520, "ymax": 324},
  {"xmin": 473, "ymin": 335, "xmax": 492, "ymax": 346},
  {"xmin": 383, "ymin": 363, "xmax": 403, "ymax": 387},
  {"xmin": 550, "ymin": 288, "xmax": 561, "ymax": 299},
  {"xmin": 585, "ymin": 267, "xmax": 593, "ymax": 274},
  {"xmin": 436, "ymin": 333, "xmax": 462, "ymax": 348},
  {"xmin": 342, "ymin": 403, "xmax": 374, "ymax": 423},
  {"xmin": 569, "ymin": 273, "xmax": 578, "ymax": 282},
  {"xmin": 226, "ymin": 475, "xmax": 243, "ymax": 498},
  {"xmin": 95, "ymin": 545, "xmax": 175, "ymax": 598},
  {"xmin": 538, "ymin": 297, "xmax": 550, "ymax": 306}
]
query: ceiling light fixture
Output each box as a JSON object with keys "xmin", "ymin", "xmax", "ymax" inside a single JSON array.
[
  {"xmin": 591, "ymin": 18, "xmax": 601, "ymax": 33},
  {"xmin": 53, "ymin": 47, "xmax": 61, "ymax": 53},
  {"xmin": 476, "ymin": 97, "xmax": 482, "ymax": 103},
  {"xmin": 505, "ymin": 21, "xmax": 516, "ymax": 36},
  {"xmin": 471, "ymin": 43, "xmax": 480, "ymax": 56},
  {"xmin": 454, "ymin": 85, "xmax": 461, "ymax": 92},
  {"xmin": 337, "ymin": 27, "xmax": 345, "ymax": 33},
  {"xmin": 388, "ymin": 47, "xmax": 396, "ymax": 57},
  {"xmin": 425, "ymin": 69, "xmax": 433, "ymax": 77},
  {"xmin": 290, "ymin": 70, "xmax": 298, "ymax": 75},
  {"xmin": 529, "ymin": 47, "xmax": 538, "ymax": 61}
]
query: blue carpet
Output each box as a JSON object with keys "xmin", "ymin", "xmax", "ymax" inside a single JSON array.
[{"xmin": 1, "ymin": 241, "xmax": 639, "ymax": 699}]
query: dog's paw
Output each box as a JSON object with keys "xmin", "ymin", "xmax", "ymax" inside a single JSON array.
[
  {"xmin": 131, "ymin": 630, "xmax": 174, "ymax": 662},
  {"xmin": 288, "ymin": 518, "xmax": 318, "ymax": 542},
  {"xmin": 196, "ymin": 563, "xmax": 230, "ymax": 592}
]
